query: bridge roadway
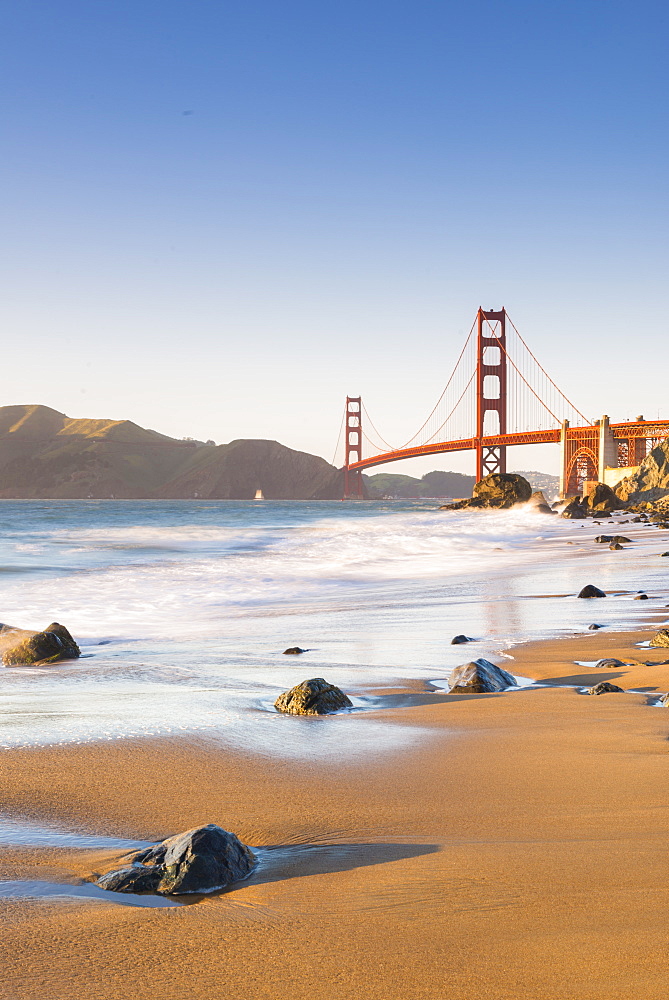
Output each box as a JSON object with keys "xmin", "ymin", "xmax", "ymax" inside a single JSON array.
[{"xmin": 347, "ymin": 420, "xmax": 669, "ymax": 474}]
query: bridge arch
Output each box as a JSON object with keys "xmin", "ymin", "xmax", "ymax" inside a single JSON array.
[{"xmin": 564, "ymin": 447, "xmax": 598, "ymax": 496}]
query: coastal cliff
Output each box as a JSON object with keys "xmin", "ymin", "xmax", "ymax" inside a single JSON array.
[{"xmin": 0, "ymin": 404, "xmax": 342, "ymax": 499}]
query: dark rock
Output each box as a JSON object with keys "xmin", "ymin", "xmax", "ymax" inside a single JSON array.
[
  {"xmin": 96, "ymin": 824, "xmax": 257, "ymax": 895},
  {"xmin": 588, "ymin": 624, "xmax": 603, "ymax": 630},
  {"xmin": 594, "ymin": 658, "xmax": 625, "ymax": 668},
  {"xmin": 561, "ymin": 497, "xmax": 587, "ymax": 519},
  {"xmin": 594, "ymin": 535, "xmax": 613, "ymax": 543},
  {"xmin": 448, "ymin": 658, "xmax": 516, "ymax": 694},
  {"xmin": 659, "ymin": 693, "xmax": 669, "ymax": 706},
  {"xmin": 587, "ymin": 681, "xmax": 624, "ymax": 695},
  {"xmin": 661, "ymin": 552, "xmax": 669, "ymax": 557},
  {"xmin": 649, "ymin": 629, "xmax": 669, "ymax": 648},
  {"xmin": 283, "ymin": 646, "xmax": 306, "ymax": 655},
  {"xmin": 578, "ymin": 585, "xmax": 606, "ymax": 598},
  {"xmin": 274, "ymin": 677, "xmax": 352, "ymax": 715},
  {"xmin": 612, "ymin": 536, "xmax": 631, "ymax": 544},
  {"xmin": 634, "ymin": 593, "xmax": 649, "ymax": 600},
  {"xmin": 583, "ymin": 482, "xmax": 624, "ymax": 513},
  {"xmin": 472, "ymin": 473, "xmax": 532, "ymax": 508},
  {"xmin": 450, "ymin": 634, "xmax": 473, "ymax": 645},
  {"xmin": 2, "ymin": 622, "xmax": 81, "ymax": 666},
  {"xmin": 96, "ymin": 866, "xmax": 162, "ymax": 893},
  {"xmin": 609, "ymin": 542, "xmax": 624, "ymax": 550}
]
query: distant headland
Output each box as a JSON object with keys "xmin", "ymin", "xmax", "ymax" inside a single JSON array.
[{"xmin": 0, "ymin": 405, "xmax": 556, "ymax": 500}]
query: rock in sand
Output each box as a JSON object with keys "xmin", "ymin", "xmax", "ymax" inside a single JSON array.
[
  {"xmin": 96, "ymin": 824, "xmax": 256, "ymax": 895},
  {"xmin": 587, "ymin": 682, "xmax": 624, "ymax": 695},
  {"xmin": 448, "ymin": 658, "xmax": 516, "ymax": 694}
]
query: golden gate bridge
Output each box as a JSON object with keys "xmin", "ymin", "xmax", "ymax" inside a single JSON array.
[{"xmin": 335, "ymin": 308, "xmax": 669, "ymax": 499}]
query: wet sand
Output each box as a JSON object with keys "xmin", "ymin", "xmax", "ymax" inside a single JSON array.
[{"xmin": 1, "ymin": 626, "xmax": 669, "ymax": 999}]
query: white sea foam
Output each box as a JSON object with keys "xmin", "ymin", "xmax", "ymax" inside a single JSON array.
[{"xmin": 0, "ymin": 500, "xmax": 664, "ymax": 754}]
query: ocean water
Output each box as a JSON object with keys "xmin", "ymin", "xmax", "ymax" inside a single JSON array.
[{"xmin": 0, "ymin": 499, "xmax": 666, "ymax": 757}]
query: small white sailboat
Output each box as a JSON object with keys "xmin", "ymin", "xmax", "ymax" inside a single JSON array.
[{"xmin": 254, "ymin": 489, "xmax": 264, "ymax": 500}]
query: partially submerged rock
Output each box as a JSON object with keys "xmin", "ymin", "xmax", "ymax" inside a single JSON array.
[
  {"xmin": 1, "ymin": 622, "xmax": 80, "ymax": 666},
  {"xmin": 274, "ymin": 677, "xmax": 352, "ymax": 715},
  {"xmin": 609, "ymin": 542, "xmax": 624, "ymax": 550},
  {"xmin": 649, "ymin": 629, "xmax": 669, "ymax": 648},
  {"xmin": 578, "ymin": 585, "xmax": 606, "ymax": 598},
  {"xmin": 588, "ymin": 624, "xmax": 603, "ymax": 630},
  {"xmin": 450, "ymin": 634, "xmax": 473, "ymax": 645},
  {"xmin": 634, "ymin": 593, "xmax": 648, "ymax": 600},
  {"xmin": 594, "ymin": 658, "xmax": 625, "ymax": 668},
  {"xmin": 448, "ymin": 658, "xmax": 516, "ymax": 694},
  {"xmin": 283, "ymin": 646, "xmax": 306, "ymax": 655},
  {"xmin": 96, "ymin": 824, "xmax": 256, "ymax": 895},
  {"xmin": 594, "ymin": 535, "xmax": 613, "ymax": 543},
  {"xmin": 441, "ymin": 473, "xmax": 531, "ymax": 511},
  {"xmin": 587, "ymin": 682, "xmax": 624, "ymax": 695}
]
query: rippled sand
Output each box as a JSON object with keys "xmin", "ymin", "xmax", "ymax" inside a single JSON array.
[{"xmin": 1, "ymin": 625, "xmax": 668, "ymax": 999}]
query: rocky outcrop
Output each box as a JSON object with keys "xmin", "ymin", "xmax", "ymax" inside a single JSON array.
[
  {"xmin": 440, "ymin": 473, "xmax": 532, "ymax": 511},
  {"xmin": 649, "ymin": 629, "xmax": 669, "ymax": 648},
  {"xmin": 448, "ymin": 658, "xmax": 516, "ymax": 694},
  {"xmin": 616, "ymin": 438, "xmax": 669, "ymax": 502},
  {"xmin": 473, "ymin": 473, "xmax": 532, "ymax": 507},
  {"xmin": 1, "ymin": 622, "xmax": 80, "ymax": 666},
  {"xmin": 274, "ymin": 678, "xmax": 353, "ymax": 715},
  {"xmin": 578, "ymin": 585, "xmax": 606, "ymax": 598},
  {"xmin": 587, "ymin": 682, "xmax": 624, "ymax": 695},
  {"xmin": 96, "ymin": 824, "xmax": 256, "ymax": 895},
  {"xmin": 582, "ymin": 482, "xmax": 624, "ymax": 513}
]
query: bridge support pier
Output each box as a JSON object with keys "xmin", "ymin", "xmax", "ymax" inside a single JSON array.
[
  {"xmin": 343, "ymin": 396, "xmax": 364, "ymax": 499},
  {"xmin": 475, "ymin": 308, "xmax": 507, "ymax": 481}
]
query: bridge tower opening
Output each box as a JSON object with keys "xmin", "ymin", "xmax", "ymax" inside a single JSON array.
[
  {"xmin": 343, "ymin": 396, "xmax": 364, "ymax": 499},
  {"xmin": 476, "ymin": 308, "xmax": 507, "ymax": 481}
]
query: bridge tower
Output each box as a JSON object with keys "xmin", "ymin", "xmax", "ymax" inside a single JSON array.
[
  {"xmin": 343, "ymin": 396, "xmax": 364, "ymax": 499},
  {"xmin": 475, "ymin": 308, "xmax": 508, "ymax": 481}
]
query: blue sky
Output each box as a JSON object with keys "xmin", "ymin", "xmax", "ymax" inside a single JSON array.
[{"xmin": 1, "ymin": 1, "xmax": 667, "ymax": 475}]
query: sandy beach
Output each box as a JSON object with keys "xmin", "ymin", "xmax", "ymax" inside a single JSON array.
[{"xmin": 1, "ymin": 622, "xmax": 668, "ymax": 1000}]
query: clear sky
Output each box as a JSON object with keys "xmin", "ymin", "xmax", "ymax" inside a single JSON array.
[{"xmin": 2, "ymin": 0, "xmax": 667, "ymax": 476}]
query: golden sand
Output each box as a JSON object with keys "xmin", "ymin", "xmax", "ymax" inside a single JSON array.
[{"xmin": 0, "ymin": 627, "xmax": 668, "ymax": 999}]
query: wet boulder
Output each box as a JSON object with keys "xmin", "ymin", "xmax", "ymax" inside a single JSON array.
[
  {"xmin": 274, "ymin": 677, "xmax": 352, "ymax": 715},
  {"xmin": 612, "ymin": 536, "xmax": 631, "ymax": 544},
  {"xmin": 659, "ymin": 693, "xmax": 669, "ymax": 706},
  {"xmin": 588, "ymin": 624, "xmax": 603, "ymax": 630},
  {"xmin": 609, "ymin": 542, "xmax": 624, "ymax": 550},
  {"xmin": 527, "ymin": 491, "xmax": 554, "ymax": 514},
  {"xmin": 583, "ymin": 482, "xmax": 624, "ymax": 514},
  {"xmin": 634, "ymin": 593, "xmax": 649, "ymax": 600},
  {"xmin": 448, "ymin": 658, "xmax": 516, "ymax": 694},
  {"xmin": 472, "ymin": 473, "xmax": 532, "ymax": 509},
  {"xmin": 587, "ymin": 682, "xmax": 624, "ymax": 695},
  {"xmin": 450, "ymin": 634, "xmax": 473, "ymax": 645},
  {"xmin": 594, "ymin": 658, "xmax": 625, "ymax": 668},
  {"xmin": 578, "ymin": 585, "xmax": 606, "ymax": 598},
  {"xmin": 594, "ymin": 535, "xmax": 613, "ymax": 543},
  {"xmin": 2, "ymin": 622, "xmax": 80, "ymax": 666},
  {"xmin": 96, "ymin": 824, "xmax": 256, "ymax": 895},
  {"xmin": 561, "ymin": 497, "xmax": 587, "ymax": 519},
  {"xmin": 649, "ymin": 629, "xmax": 669, "ymax": 648},
  {"xmin": 283, "ymin": 646, "xmax": 306, "ymax": 655}
]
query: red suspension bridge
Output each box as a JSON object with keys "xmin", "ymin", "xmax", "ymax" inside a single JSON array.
[{"xmin": 335, "ymin": 307, "xmax": 669, "ymax": 499}]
